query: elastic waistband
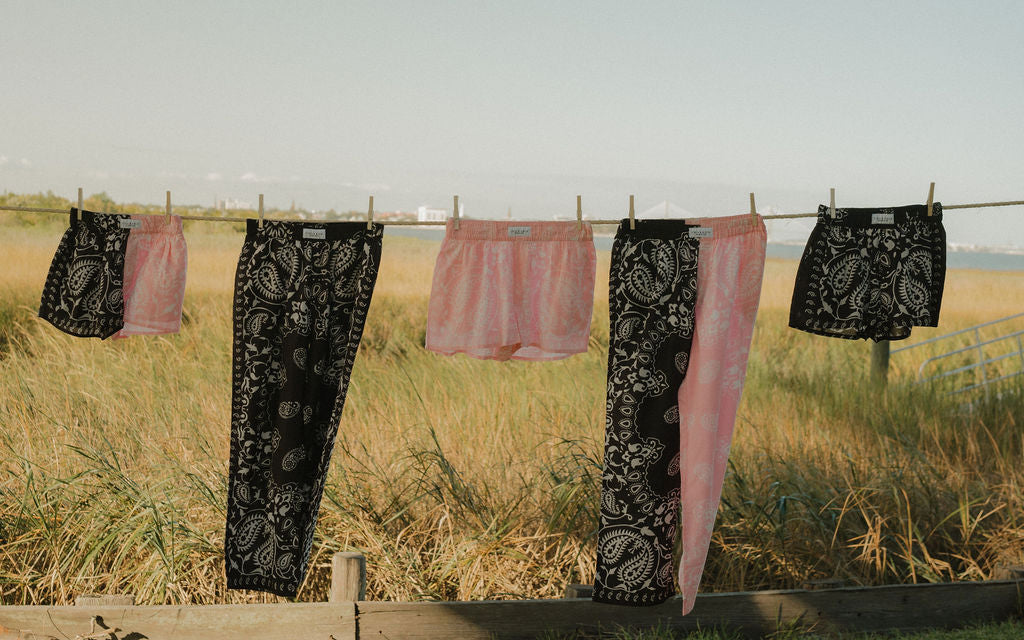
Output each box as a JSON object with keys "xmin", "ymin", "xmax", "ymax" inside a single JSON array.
[
  {"xmin": 246, "ymin": 218, "xmax": 384, "ymax": 241},
  {"xmin": 445, "ymin": 219, "xmax": 593, "ymax": 242},
  {"xmin": 614, "ymin": 218, "xmax": 695, "ymax": 240},
  {"xmin": 70, "ymin": 208, "xmax": 128, "ymax": 229},
  {"xmin": 684, "ymin": 213, "xmax": 767, "ymax": 238},
  {"xmin": 126, "ymin": 214, "xmax": 184, "ymax": 235},
  {"xmin": 816, "ymin": 203, "xmax": 943, "ymax": 226}
]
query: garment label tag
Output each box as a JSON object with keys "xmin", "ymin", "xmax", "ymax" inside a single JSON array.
[
  {"xmin": 508, "ymin": 226, "xmax": 532, "ymax": 237},
  {"xmin": 119, "ymin": 218, "xmax": 142, "ymax": 229},
  {"xmin": 302, "ymin": 228, "xmax": 327, "ymax": 240},
  {"xmin": 872, "ymin": 213, "xmax": 895, "ymax": 225},
  {"xmin": 688, "ymin": 227, "xmax": 713, "ymax": 238}
]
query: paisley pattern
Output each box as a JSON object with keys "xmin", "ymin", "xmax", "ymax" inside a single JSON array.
[
  {"xmin": 789, "ymin": 204, "xmax": 946, "ymax": 342},
  {"xmin": 595, "ymin": 219, "xmax": 700, "ymax": 606},
  {"xmin": 39, "ymin": 209, "xmax": 131, "ymax": 339},
  {"xmin": 225, "ymin": 219, "xmax": 383, "ymax": 597},
  {"xmin": 595, "ymin": 216, "xmax": 767, "ymax": 613}
]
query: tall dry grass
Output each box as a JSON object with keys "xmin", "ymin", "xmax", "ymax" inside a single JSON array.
[{"xmin": 1, "ymin": 218, "xmax": 1023, "ymax": 606}]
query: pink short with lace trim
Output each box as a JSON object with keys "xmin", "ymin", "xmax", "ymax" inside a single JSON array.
[{"xmin": 426, "ymin": 219, "xmax": 596, "ymax": 361}]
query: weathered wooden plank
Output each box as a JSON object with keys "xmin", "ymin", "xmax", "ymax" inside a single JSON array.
[
  {"xmin": 357, "ymin": 581, "xmax": 1024, "ymax": 640},
  {"xmin": 0, "ymin": 602, "xmax": 356, "ymax": 640},
  {"xmin": 1, "ymin": 581, "xmax": 1020, "ymax": 639},
  {"xmin": 74, "ymin": 594, "xmax": 135, "ymax": 607},
  {"xmin": 331, "ymin": 552, "xmax": 367, "ymax": 602},
  {"xmin": 801, "ymin": 578, "xmax": 848, "ymax": 590}
]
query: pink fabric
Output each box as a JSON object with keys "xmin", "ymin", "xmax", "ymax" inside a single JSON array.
[
  {"xmin": 677, "ymin": 214, "xmax": 766, "ymax": 614},
  {"xmin": 426, "ymin": 219, "xmax": 596, "ymax": 361},
  {"xmin": 112, "ymin": 215, "xmax": 188, "ymax": 338}
]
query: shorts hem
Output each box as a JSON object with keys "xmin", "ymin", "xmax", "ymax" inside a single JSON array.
[
  {"xmin": 226, "ymin": 575, "xmax": 298, "ymax": 598},
  {"xmin": 426, "ymin": 343, "xmax": 589, "ymax": 361},
  {"xmin": 114, "ymin": 324, "xmax": 183, "ymax": 337},
  {"xmin": 38, "ymin": 313, "xmax": 123, "ymax": 339},
  {"xmin": 788, "ymin": 319, "xmax": 929, "ymax": 342},
  {"xmin": 592, "ymin": 588, "xmax": 675, "ymax": 606}
]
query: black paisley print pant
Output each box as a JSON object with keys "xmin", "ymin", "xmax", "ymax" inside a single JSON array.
[
  {"xmin": 38, "ymin": 209, "xmax": 130, "ymax": 339},
  {"xmin": 226, "ymin": 219, "xmax": 383, "ymax": 597},
  {"xmin": 789, "ymin": 204, "xmax": 946, "ymax": 342},
  {"xmin": 594, "ymin": 220, "xmax": 700, "ymax": 605}
]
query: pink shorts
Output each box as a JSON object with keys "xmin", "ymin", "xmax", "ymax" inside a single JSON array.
[
  {"xmin": 426, "ymin": 220, "xmax": 597, "ymax": 361},
  {"xmin": 113, "ymin": 215, "xmax": 188, "ymax": 338}
]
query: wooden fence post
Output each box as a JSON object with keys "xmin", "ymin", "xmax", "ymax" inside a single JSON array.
[
  {"xmin": 330, "ymin": 552, "xmax": 366, "ymax": 602},
  {"xmin": 871, "ymin": 340, "xmax": 890, "ymax": 384}
]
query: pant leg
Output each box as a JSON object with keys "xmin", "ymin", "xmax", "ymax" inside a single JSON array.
[
  {"xmin": 594, "ymin": 220, "xmax": 700, "ymax": 606},
  {"xmin": 677, "ymin": 216, "xmax": 766, "ymax": 614},
  {"xmin": 226, "ymin": 221, "xmax": 382, "ymax": 597},
  {"xmin": 290, "ymin": 225, "xmax": 383, "ymax": 578}
]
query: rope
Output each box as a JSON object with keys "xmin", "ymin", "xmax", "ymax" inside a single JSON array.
[{"xmin": 1, "ymin": 199, "xmax": 1022, "ymax": 225}]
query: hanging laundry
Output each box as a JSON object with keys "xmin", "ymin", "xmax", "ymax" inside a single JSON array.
[
  {"xmin": 789, "ymin": 204, "xmax": 946, "ymax": 341},
  {"xmin": 38, "ymin": 208, "xmax": 131, "ymax": 339},
  {"xmin": 594, "ymin": 215, "xmax": 766, "ymax": 614},
  {"xmin": 112, "ymin": 214, "xmax": 188, "ymax": 338},
  {"xmin": 674, "ymin": 214, "xmax": 766, "ymax": 614},
  {"xmin": 425, "ymin": 219, "xmax": 597, "ymax": 361},
  {"xmin": 225, "ymin": 219, "xmax": 383, "ymax": 597}
]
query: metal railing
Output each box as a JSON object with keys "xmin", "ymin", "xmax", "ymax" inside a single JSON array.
[{"xmin": 891, "ymin": 312, "xmax": 1024, "ymax": 395}]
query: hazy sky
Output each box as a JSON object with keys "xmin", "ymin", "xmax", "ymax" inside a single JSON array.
[{"xmin": 2, "ymin": 1, "xmax": 1022, "ymax": 246}]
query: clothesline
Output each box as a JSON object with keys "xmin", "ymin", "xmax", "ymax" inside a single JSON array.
[
  {"xmin": 1, "ymin": 199, "xmax": 1023, "ymax": 225},
  {"xmin": 27, "ymin": 182, "xmax": 967, "ymax": 606}
]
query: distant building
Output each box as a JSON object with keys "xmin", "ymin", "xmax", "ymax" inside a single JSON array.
[
  {"xmin": 417, "ymin": 205, "xmax": 451, "ymax": 222},
  {"xmin": 218, "ymin": 198, "xmax": 253, "ymax": 210}
]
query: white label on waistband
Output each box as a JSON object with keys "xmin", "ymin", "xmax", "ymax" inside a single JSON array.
[
  {"xmin": 508, "ymin": 226, "xmax": 532, "ymax": 237},
  {"xmin": 688, "ymin": 227, "xmax": 713, "ymax": 238},
  {"xmin": 119, "ymin": 218, "xmax": 142, "ymax": 229},
  {"xmin": 303, "ymin": 228, "xmax": 327, "ymax": 240},
  {"xmin": 872, "ymin": 213, "xmax": 895, "ymax": 225}
]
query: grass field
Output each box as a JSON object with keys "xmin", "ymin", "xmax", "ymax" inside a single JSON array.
[{"xmin": 1, "ymin": 211, "xmax": 1024, "ymax": 616}]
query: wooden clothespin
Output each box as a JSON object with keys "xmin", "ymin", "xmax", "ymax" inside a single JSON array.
[
  {"xmin": 749, "ymin": 192, "xmax": 757, "ymax": 220},
  {"xmin": 926, "ymin": 182, "xmax": 935, "ymax": 216},
  {"xmin": 576, "ymin": 195, "xmax": 583, "ymax": 230},
  {"xmin": 367, "ymin": 195, "xmax": 374, "ymax": 229},
  {"xmin": 829, "ymin": 188, "xmax": 836, "ymax": 219},
  {"xmin": 628, "ymin": 194, "xmax": 635, "ymax": 230},
  {"xmin": 453, "ymin": 195, "xmax": 460, "ymax": 230},
  {"xmin": 165, "ymin": 190, "xmax": 172, "ymax": 220},
  {"xmin": 258, "ymin": 193, "xmax": 265, "ymax": 229}
]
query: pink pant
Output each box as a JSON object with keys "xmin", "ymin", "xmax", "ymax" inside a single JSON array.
[
  {"xmin": 678, "ymin": 214, "xmax": 766, "ymax": 613},
  {"xmin": 113, "ymin": 215, "xmax": 188, "ymax": 338},
  {"xmin": 426, "ymin": 220, "xmax": 597, "ymax": 361}
]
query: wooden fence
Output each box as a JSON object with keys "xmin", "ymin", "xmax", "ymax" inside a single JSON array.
[{"xmin": 1, "ymin": 554, "xmax": 1022, "ymax": 639}]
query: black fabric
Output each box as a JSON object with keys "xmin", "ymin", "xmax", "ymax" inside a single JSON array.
[
  {"xmin": 225, "ymin": 219, "xmax": 383, "ymax": 597},
  {"xmin": 594, "ymin": 219, "xmax": 700, "ymax": 606},
  {"xmin": 789, "ymin": 204, "xmax": 946, "ymax": 342},
  {"xmin": 38, "ymin": 208, "xmax": 131, "ymax": 339}
]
